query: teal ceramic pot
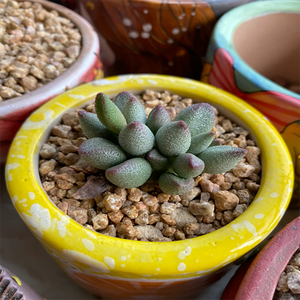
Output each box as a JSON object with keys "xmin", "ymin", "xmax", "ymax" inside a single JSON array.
[{"xmin": 201, "ymin": 1, "xmax": 300, "ymax": 206}]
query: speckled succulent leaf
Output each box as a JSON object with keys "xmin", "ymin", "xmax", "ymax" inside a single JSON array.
[
  {"xmin": 146, "ymin": 149, "xmax": 169, "ymax": 171},
  {"xmin": 146, "ymin": 105, "xmax": 171, "ymax": 133},
  {"xmin": 121, "ymin": 95, "xmax": 147, "ymax": 124},
  {"xmin": 113, "ymin": 91, "xmax": 133, "ymax": 110},
  {"xmin": 173, "ymin": 103, "xmax": 215, "ymax": 136},
  {"xmin": 188, "ymin": 131, "xmax": 216, "ymax": 155},
  {"xmin": 105, "ymin": 158, "xmax": 152, "ymax": 188},
  {"xmin": 198, "ymin": 146, "xmax": 247, "ymax": 174},
  {"xmin": 172, "ymin": 153, "xmax": 205, "ymax": 179},
  {"xmin": 118, "ymin": 121, "xmax": 155, "ymax": 156},
  {"xmin": 78, "ymin": 110, "xmax": 112, "ymax": 140},
  {"xmin": 78, "ymin": 137, "xmax": 127, "ymax": 170},
  {"xmin": 209, "ymin": 139, "xmax": 222, "ymax": 147},
  {"xmin": 158, "ymin": 173, "xmax": 194, "ymax": 195},
  {"xmin": 156, "ymin": 121, "xmax": 191, "ymax": 157},
  {"xmin": 95, "ymin": 92, "xmax": 127, "ymax": 134}
]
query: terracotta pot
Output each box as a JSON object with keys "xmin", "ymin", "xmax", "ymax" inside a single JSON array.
[
  {"xmin": 0, "ymin": 0, "xmax": 103, "ymax": 165},
  {"xmin": 221, "ymin": 216, "xmax": 300, "ymax": 300},
  {"xmin": 0, "ymin": 265, "xmax": 44, "ymax": 300},
  {"xmin": 5, "ymin": 74, "xmax": 293, "ymax": 299},
  {"xmin": 77, "ymin": 0, "xmax": 256, "ymax": 79},
  {"xmin": 201, "ymin": 1, "xmax": 300, "ymax": 206}
]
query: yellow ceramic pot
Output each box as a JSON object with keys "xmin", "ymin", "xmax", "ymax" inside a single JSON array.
[{"xmin": 5, "ymin": 75, "xmax": 294, "ymax": 299}]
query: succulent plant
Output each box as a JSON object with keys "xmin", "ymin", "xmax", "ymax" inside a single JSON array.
[{"xmin": 78, "ymin": 91, "xmax": 247, "ymax": 195}]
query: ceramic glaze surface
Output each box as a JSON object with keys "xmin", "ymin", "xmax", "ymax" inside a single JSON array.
[
  {"xmin": 79, "ymin": 0, "xmax": 255, "ymax": 79},
  {"xmin": 201, "ymin": 1, "xmax": 300, "ymax": 205},
  {"xmin": 0, "ymin": 0, "xmax": 103, "ymax": 165},
  {"xmin": 5, "ymin": 75, "xmax": 294, "ymax": 299},
  {"xmin": 222, "ymin": 217, "xmax": 300, "ymax": 300},
  {"xmin": 0, "ymin": 265, "xmax": 44, "ymax": 300}
]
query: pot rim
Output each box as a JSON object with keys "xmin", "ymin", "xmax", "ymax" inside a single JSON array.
[
  {"xmin": 235, "ymin": 216, "xmax": 300, "ymax": 300},
  {"xmin": 5, "ymin": 74, "xmax": 294, "ymax": 280},
  {"xmin": 207, "ymin": 0, "xmax": 300, "ymax": 100},
  {"xmin": 0, "ymin": 0, "xmax": 99, "ymax": 115}
]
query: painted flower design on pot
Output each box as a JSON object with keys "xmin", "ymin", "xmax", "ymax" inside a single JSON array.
[{"xmin": 202, "ymin": 48, "xmax": 300, "ymax": 203}]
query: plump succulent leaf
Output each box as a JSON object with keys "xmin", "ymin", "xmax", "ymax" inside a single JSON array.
[
  {"xmin": 78, "ymin": 138, "xmax": 127, "ymax": 170},
  {"xmin": 118, "ymin": 121, "xmax": 155, "ymax": 156},
  {"xmin": 173, "ymin": 103, "xmax": 215, "ymax": 136},
  {"xmin": 188, "ymin": 131, "xmax": 216, "ymax": 155},
  {"xmin": 113, "ymin": 91, "xmax": 132, "ymax": 110},
  {"xmin": 209, "ymin": 139, "xmax": 222, "ymax": 147},
  {"xmin": 78, "ymin": 110, "xmax": 113, "ymax": 140},
  {"xmin": 159, "ymin": 173, "xmax": 194, "ymax": 195},
  {"xmin": 198, "ymin": 146, "xmax": 247, "ymax": 174},
  {"xmin": 95, "ymin": 93, "xmax": 127, "ymax": 134},
  {"xmin": 172, "ymin": 153, "xmax": 205, "ymax": 178},
  {"xmin": 156, "ymin": 121, "xmax": 191, "ymax": 157},
  {"xmin": 146, "ymin": 149, "xmax": 170, "ymax": 171},
  {"xmin": 105, "ymin": 158, "xmax": 152, "ymax": 188},
  {"xmin": 146, "ymin": 105, "xmax": 171, "ymax": 133},
  {"xmin": 121, "ymin": 95, "xmax": 147, "ymax": 124}
]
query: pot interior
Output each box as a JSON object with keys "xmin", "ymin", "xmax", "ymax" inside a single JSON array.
[{"xmin": 233, "ymin": 12, "xmax": 300, "ymax": 86}]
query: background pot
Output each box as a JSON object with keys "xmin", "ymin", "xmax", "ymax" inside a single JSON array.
[
  {"xmin": 0, "ymin": 0, "xmax": 103, "ymax": 165},
  {"xmin": 221, "ymin": 216, "xmax": 300, "ymax": 300},
  {"xmin": 201, "ymin": 1, "xmax": 300, "ymax": 206},
  {"xmin": 77, "ymin": 0, "xmax": 256, "ymax": 78},
  {"xmin": 0, "ymin": 265, "xmax": 44, "ymax": 300},
  {"xmin": 5, "ymin": 74, "xmax": 293, "ymax": 299}
]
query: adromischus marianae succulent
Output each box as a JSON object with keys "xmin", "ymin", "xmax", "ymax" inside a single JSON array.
[{"xmin": 78, "ymin": 91, "xmax": 247, "ymax": 195}]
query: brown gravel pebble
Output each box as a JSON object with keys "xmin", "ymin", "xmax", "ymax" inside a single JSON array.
[
  {"xmin": 0, "ymin": 0, "xmax": 82, "ymax": 101},
  {"xmin": 39, "ymin": 90, "xmax": 261, "ymax": 241}
]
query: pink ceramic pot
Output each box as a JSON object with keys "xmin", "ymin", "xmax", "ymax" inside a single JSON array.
[
  {"xmin": 0, "ymin": 0, "xmax": 103, "ymax": 165},
  {"xmin": 221, "ymin": 216, "xmax": 300, "ymax": 300}
]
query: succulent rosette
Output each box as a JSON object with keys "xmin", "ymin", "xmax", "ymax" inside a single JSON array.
[{"xmin": 78, "ymin": 92, "xmax": 247, "ymax": 195}]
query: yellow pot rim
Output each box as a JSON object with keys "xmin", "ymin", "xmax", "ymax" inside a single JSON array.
[{"xmin": 5, "ymin": 74, "xmax": 294, "ymax": 280}]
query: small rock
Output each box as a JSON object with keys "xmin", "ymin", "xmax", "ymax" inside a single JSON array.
[
  {"xmin": 128, "ymin": 188, "xmax": 143, "ymax": 202},
  {"xmin": 73, "ymin": 177, "xmax": 110, "ymax": 200},
  {"xmin": 135, "ymin": 225, "xmax": 163, "ymax": 240},
  {"xmin": 188, "ymin": 202, "xmax": 214, "ymax": 217},
  {"xmin": 200, "ymin": 179, "xmax": 220, "ymax": 193},
  {"xmin": 180, "ymin": 187, "xmax": 201, "ymax": 201},
  {"xmin": 135, "ymin": 211, "xmax": 149, "ymax": 225},
  {"xmin": 40, "ymin": 143, "xmax": 56, "ymax": 159},
  {"xmin": 287, "ymin": 271, "xmax": 300, "ymax": 294},
  {"xmin": 68, "ymin": 207, "xmax": 88, "ymax": 225},
  {"xmin": 92, "ymin": 213, "xmax": 109, "ymax": 231},
  {"xmin": 232, "ymin": 162, "xmax": 255, "ymax": 178},
  {"xmin": 52, "ymin": 125, "xmax": 71, "ymax": 138},
  {"xmin": 99, "ymin": 225, "xmax": 116, "ymax": 237},
  {"xmin": 160, "ymin": 202, "xmax": 177, "ymax": 214},
  {"xmin": 103, "ymin": 193, "xmax": 125, "ymax": 212},
  {"xmin": 171, "ymin": 208, "xmax": 197, "ymax": 230},
  {"xmin": 214, "ymin": 191, "xmax": 239, "ymax": 211},
  {"xmin": 39, "ymin": 159, "xmax": 57, "ymax": 175}
]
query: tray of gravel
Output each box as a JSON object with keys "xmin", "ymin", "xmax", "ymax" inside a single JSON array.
[{"xmin": 39, "ymin": 89, "xmax": 262, "ymax": 242}]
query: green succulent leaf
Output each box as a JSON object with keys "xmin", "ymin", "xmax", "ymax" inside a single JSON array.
[
  {"xmin": 188, "ymin": 131, "xmax": 216, "ymax": 155},
  {"xmin": 78, "ymin": 138, "xmax": 127, "ymax": 170},
  {"xmin": 146, "ymin": 105, "xmax": 171, "ymax": 134},
  {"xmin": 146, "ymin": 149, "xmax": 169, "ymax": 171},
  {"xmin": 105, "ymin": 158, "xmax": 152, "ymax": 188},
  {"xmin": 159, "ymin": 173, "xmax": 194, "ymax": 195},
  {"xmin": 209, "ymin": 139, "xmax": 222, "ymax": 147},
  {"xmin": 121, "ymin": 95, "xmax": 147, "ymax": 124},
  {"xmin": 78, "ymin": 110, "xmax": 112, "ymax": 140},
  {"xmin": 113, "ymin": 91, "xmax": 133, "ymax": 110},
  {"xmin": 198, "ymin": 146, "xmax": 247, "ymax": 174},
  {"xmin": 95, "ymin": 93, "xmax": 127, "ymax": 134},
  {"xmin": 172, "ymin": 153, "xmax": 205, "ymax": 178},
  {"xmin": 156, "ymin": 121, "xmax": 191, "ymax": 157},
  {"xmin": 118, "ymin": 121, "xmax": 155, "ymax": 156},
  {"xmin": 173, "ymin": 103, "xmax": 215, "ymax": 136}
]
